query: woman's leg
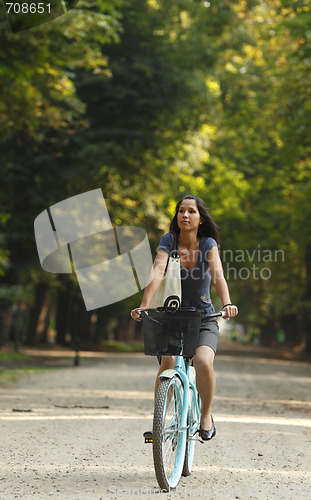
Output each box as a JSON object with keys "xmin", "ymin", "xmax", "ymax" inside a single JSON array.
[
  {"xmin": 154, "ymin": 355, "xmax": 175, "ymax": 399},
  {"xmin": 193, "ymin": 345, "xmax": 215, "ymax": 430}
]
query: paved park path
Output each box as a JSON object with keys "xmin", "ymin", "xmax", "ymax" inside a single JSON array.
[{"xmin": 0, "ymin": 343, "xmax": 311, "ymax": 500}]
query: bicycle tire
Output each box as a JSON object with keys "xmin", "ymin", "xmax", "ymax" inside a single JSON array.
[
  {"xmin": 182, "ymin": 388, "xmax": 201, "ymax": 476},
  {"xmin": 153, "ymin": 376, "xmax": 186, "ymax": 491}
]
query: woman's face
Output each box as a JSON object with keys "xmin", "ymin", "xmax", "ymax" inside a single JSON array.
[{"xmin": 177, "ymin": 199, "xmax": 202, "ymax": 232}]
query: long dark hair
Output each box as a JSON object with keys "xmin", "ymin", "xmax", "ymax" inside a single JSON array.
[{"xmin": 169, "ymin": 195, "xmax": 220, "ymax": 244}]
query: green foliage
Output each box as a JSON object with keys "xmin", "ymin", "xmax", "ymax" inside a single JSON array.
[
  {"xmin": 0, "ymin": 0, "xmax": 122, "ymax": 284},
  {"xmin": 1, "ymin": 0, "xmax": 311, "ymax": 348}
]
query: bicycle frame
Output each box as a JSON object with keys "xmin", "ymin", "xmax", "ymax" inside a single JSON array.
[
  {"xmin": 143, "ymin": 308, "xmax": 225, "ymax": 490},
  {"xmin": 159, "ymin": 355, "xmax": 200, "ymax": 441},
  {"xmin": 155, "ymin": 309, "xmax": 225, "ymax": 443}
]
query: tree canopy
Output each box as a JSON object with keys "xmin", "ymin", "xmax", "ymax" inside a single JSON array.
[{"xmin": 1, "ymin": 0, "xmax": 311, "ymax": 351}]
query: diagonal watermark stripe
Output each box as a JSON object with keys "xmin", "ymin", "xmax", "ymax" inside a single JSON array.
[{"xmin": 34, "ymin": 189, "xmax": 153, "ymax": 310}]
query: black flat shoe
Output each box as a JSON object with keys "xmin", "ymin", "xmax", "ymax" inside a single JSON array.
[{"xmin": 199, "ymin": 415, "xmax": 216, "ymax": 441}]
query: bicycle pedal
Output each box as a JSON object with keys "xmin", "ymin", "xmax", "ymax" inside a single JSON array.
[
  {"xmin": 190, "ymin": 437, "xmax": 204, "ymax": 444},
  {"xmin": 143, "ymin": 431, "xmax": 153, "ymax": 444}
]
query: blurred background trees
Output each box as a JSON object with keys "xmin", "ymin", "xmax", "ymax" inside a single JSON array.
[{"xmin": 1, "ymin": 0, "xmax": 310, "ymax": 352}]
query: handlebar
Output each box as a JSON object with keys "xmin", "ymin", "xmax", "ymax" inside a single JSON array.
[{"xmin": 135, "ymin": 307, "xmax": 227, "ymax": 319}]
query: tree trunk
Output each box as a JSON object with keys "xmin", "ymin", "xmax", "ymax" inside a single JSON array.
[
  {"xmin": 89, "ymin": 312, "xmax": 98, "ymax": 344},
  {"xmin": 94, "ymin": 308, "xmax": 110, "ymax": 343},
  {"xmin": 280, "ymin": 314, "xmax": 301, "ymax": 346},
  {"xmin": 27, "ymin": 283, "xmax": 50, "ymax": 345},
  {"xmin": 113, "ymin": 315, "xmax": 130, "ymax": 342},
  {"xmin": 70, "ymin": 299, "xmax": 92, "ymax": 349},
  {"xmin": 259, "ymin": 320, "xmax": 276, "ymax": 347},
  {"xmin": 134, "ymin": 321, "xmax": 143, "ymax": 341},
  {"xmin": 55, "ymin": 285, "xmax": 72, "ymax": 345},
  {"xmin": 304, "ymin": 318, "xmax": 311, "ymax": 354},
  {"xmin": 0, "ymin": 303, "xmax": 14, "ymax": 346},
  {"xmin": 303, "ymin": 244, "xmax": 311, "ymax": 354}
]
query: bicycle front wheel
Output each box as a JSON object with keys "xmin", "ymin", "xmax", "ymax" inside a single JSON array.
[{"xmin": 153, "ymin": 376, "xmax": 186, "ymax": 491}]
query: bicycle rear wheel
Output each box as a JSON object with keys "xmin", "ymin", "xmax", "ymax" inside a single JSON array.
[{"xmin": 153, "ymin": 376, "xmax": 186, "ymax": 491}]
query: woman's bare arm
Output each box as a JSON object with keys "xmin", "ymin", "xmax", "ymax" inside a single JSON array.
[
  {"xmin": 131, "ymin": 249, "xmax": 169, "ymax": 321},
  {"xmin": 208, "ymin": 246, "xmax": 238, "ymax": 318}
]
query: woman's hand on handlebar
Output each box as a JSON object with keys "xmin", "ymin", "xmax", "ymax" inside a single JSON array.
[
  {"xmin": 222, "ymin": 304, "xmax": 238, "ymax": 319},
  {"xmin": 130, "ymin": 307, "xmax": 143, "ymax": 322}
]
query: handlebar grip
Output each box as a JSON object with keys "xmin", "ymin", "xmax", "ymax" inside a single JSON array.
[{"xmin": 205, "ymin": 311, "xmax": 226, "ymax": 319}]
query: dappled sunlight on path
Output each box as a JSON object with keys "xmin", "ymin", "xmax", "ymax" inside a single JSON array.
[{"xmin": 0, "ymin": 352, "xmax": 310, "ymax": 499}]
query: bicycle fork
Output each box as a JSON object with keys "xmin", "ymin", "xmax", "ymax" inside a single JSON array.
[{"xmin": 186, "ymin": 366, "xmax": 204, "ymax": 444}]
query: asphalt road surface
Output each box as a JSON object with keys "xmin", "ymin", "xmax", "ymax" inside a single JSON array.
[{"xmin": 0, "ymin": 348, "xmax": 311, "ymax": 500}]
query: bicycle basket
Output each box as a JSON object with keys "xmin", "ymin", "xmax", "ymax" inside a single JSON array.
[{"xmin": 142, "ymin": 308, "xmax": 202, "ymax": 357}]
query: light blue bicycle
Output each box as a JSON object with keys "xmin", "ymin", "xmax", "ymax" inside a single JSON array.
[{"xmin": 141, "ymin": 306, "xmax": 224, "ymax": 491}]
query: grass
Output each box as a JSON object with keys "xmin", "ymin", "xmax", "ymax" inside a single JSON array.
[
  {"xmin": 0, "ymin": 351, "xmax": 33, "ymax": 363},
  {"xmin": 0, "ymin": 350, "xmax": 63, "ymax": 386},
  {"xmin": 0, "ymin": 341, "xmax": 144, "ymax": 386},
  {"xmin": 100, "ymin": 340, "xmax": 144, "ymax": 352},
  {"xmin": 0, "ymin": 367, "xmax": 55, "ymax": 385}
]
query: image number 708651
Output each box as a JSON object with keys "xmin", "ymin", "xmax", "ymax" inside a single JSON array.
[{"xmin": 6, "ymin": 3, "xmax": 51, "ymax": 14}]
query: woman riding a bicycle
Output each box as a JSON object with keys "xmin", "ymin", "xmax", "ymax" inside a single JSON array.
[{"xmin": 131, "ymin": 195, "xmax": 238, "ymax": 440}]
